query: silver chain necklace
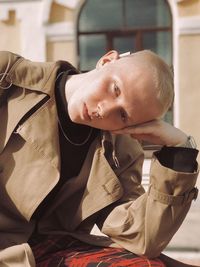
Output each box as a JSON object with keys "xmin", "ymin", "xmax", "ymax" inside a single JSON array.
[
  {"xmin": 58, "ymin": 117, "xmax": 93, "ymax": 146},
  {"xmin": 56, "ymin": 72, "xmax": 93, "ymax": 146}
]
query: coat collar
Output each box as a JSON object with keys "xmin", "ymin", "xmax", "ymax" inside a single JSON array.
[
  {"xmin": 8, "ymin": 58, "xmax": 75, "ymax": 95},
  {"xmin": 0, "ymin": 58, "xmax": 74, "ymax": 153}
]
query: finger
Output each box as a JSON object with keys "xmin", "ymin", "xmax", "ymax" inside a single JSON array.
[
  {"xmin": 112, "ymin": 119, "xmax": 163, "ymax": 135},
  {"xmin": 123, "ymin": 125, "xmax": 155, "ymax": 135},
  {"xmin": 111, "ymin": 128, "xmax": 129, "ymax": 134}
]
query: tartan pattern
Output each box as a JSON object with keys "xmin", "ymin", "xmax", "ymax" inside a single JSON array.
[{"xmin": 29, "ymin": 235, "xmax": 166, "ymax": 267}]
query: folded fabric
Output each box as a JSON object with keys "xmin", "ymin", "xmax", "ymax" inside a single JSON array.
[{"xmin": 29, "ymin": 234, "xmax": 165, "ymax": 267}]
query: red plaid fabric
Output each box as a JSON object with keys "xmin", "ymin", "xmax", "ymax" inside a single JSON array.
[{"xmin": 29, "ymin": 235, "xmax": 166, "ymax": 267}]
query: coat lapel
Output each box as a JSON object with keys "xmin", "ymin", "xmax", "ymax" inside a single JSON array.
[
  {"xmin": 0, "ymin": 88, "xmax": 46, "ymax": 153},
  {"xmin": 16, "ymin": 96, "xmax": 60, "ymax": 172},
  {"xmin": 3, "ymin": 95, "xmax": 61, "ymax": 221},
  {"xmin": 0, "ymin": 57, "xmax": 59, "ymax": 154},
  {"xmin": 0, "ymin": 58, "xmax": 61, "ymax": 220},
  {"xmin": 73, "ymin": 141, "xmax": 123, "ymax": 228}
]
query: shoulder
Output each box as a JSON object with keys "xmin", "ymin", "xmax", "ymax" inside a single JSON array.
[
  {"xmin": 0, "ymin": 51, "xmax": 76, "ymax": 96},
  {"xmin": 0, "ymin": 51, "xmax": 23, "ymax": 104},
  {"xmin": 0, "ymin": 51, "xmax": 22, "ymax": 79},
  {"xmin": 0, "ymin": 50, "xmax": 22, "ymax": 65}
]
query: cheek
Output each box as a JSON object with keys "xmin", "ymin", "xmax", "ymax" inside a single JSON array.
[
  {"xmin": 67, "ymin": 101, "xmax": 78, "ymax": 122},
  {"xmin": 67, "ymin": 92, "xmax": 83, "ymax": 122},
  {"xmin": 88, "ymin": 78, "xmax": 109, "ymax": 99},
  {"xmin": 88, "ymin": 90, "xmax": 102, "ymax": 103}
]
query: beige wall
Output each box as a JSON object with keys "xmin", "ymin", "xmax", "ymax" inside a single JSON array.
[
  {"xmin": 47, "ymin": 40, "xmax": 76, "ymax": 63},
  {"xmin": 179, "ymin": 35, "xmax": 200, "ymax": 139},
  {"xmin": 178, "ymin": 0, "xmax": 200, "ymax": 17},
  {"xmin": 0, "ymin": 11, "xmax": 20, "ymax": 54},
  {"xmin": 46, "ymin": 2, "xmax": 76, "ymax": 64},
  {"xmin": 49, "ymin": 2, "xmax": 74, "ymax": 23},
  {"xmin": 177, "ymin": 1, "xmax": 200, "ymax": 184}
]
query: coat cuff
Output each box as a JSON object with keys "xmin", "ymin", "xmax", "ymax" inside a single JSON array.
[
  {"xmin": 148, "ymin": 185, "xmax": 198, "ymax": 206},
  {"xmin": 149, "ymin": 155, "xmax": 199, "ymax": 197},
  {"xmin": 154, "ymin": 146, "xmax": 198, "ymax": 173}
]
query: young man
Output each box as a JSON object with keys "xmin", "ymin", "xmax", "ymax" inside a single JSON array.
[{"xmin": 0, "ymin": 50, "xmax": 198, "ymax": 267}]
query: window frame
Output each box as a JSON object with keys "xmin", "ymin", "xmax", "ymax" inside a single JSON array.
[{"xmin": 76, "ymin": 0, "xmax": 173, "ymax": 137}]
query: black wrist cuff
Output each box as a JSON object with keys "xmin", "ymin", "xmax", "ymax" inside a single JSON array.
[{"xmin": 154, "ymin": 146, "xmax": 199, "ymax": 173}]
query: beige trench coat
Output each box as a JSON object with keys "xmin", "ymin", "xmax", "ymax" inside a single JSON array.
[{"xmin": 0, "ymin": 51, "xmax": 199, "ymax": 267}]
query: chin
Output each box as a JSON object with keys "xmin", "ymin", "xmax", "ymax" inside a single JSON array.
[
  {"xmin": 70, "ymin": 115, "xmax": 86, "ymax": 126},
  {"xmin": 67, "ymin": 111, "xmax": 77, "ymax": 123}
]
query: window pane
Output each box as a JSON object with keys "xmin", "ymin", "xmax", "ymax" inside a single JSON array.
[
  {"xmin": 79, "ymin": 35, "xmax": 106, "ymax": 71},
  {"xmin": 113, "ymin": 36, "xmax": 135, "ymax": 54},
  {"xmin": 163, "ymin": 109, "xmax": 173, "ymax": 124},
  {"xmin": 79, "ymin": 0, "xmax": 123, "ymax": 32},
  {"xmin": 126, "ymin": 0, "xmax": 171, "ymax": 28},
  {"xmin": 143, "ymin": 31, "xmax": 172, "ymax": 65}
]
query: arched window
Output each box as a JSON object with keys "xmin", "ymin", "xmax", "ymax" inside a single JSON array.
[
  {"xmin": 77, "ymin": 0, "xmax": 172, "ymax": 124},
  {"xmin": 77, "ymin": 0, "xmax": 172, "ymax": 69}
]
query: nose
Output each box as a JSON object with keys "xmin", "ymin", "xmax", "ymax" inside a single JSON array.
[{"xmin": 98, "ymin": 100, "xmax": 116, "ymax": 118}]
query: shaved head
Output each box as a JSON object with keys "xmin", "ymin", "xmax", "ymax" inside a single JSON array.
[{"xmin": 120, "ymin": 50, "xmax": 174, "ymax": 116}]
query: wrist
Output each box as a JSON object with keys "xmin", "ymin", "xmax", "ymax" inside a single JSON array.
[{"xmin": 177, "ymin": 135, "xmax": 197, "ymax": 149}]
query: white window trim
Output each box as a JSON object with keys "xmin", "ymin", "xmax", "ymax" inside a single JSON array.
[{"xmin": 167, "ymin": 0, "xmax": 180, "ymax": 128}]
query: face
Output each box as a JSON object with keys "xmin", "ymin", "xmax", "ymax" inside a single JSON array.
[{"xmin": 67, "ymin": 54, "xmax": 163, "ymax": 131}]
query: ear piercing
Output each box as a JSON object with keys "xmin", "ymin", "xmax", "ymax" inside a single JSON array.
[{"xmin": 119, "ymin": 51, "xmax": 131, "ymax": 58}]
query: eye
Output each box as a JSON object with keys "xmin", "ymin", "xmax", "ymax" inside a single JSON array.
[
  {"xmin": 120, "ymin": 109, "xmax": 127, "ymax": 123},
  {"xmin": 113, "ymin": 82, "xmax": 127, "ymax": 123},
  {"xmin": 113, "ymin": 83, "xmax": 120, "ymax": 97}
]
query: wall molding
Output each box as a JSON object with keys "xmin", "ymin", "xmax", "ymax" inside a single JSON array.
[
  {"xmin": 55, "ymin": 0, "xmax": 79, "ymax": 9},
  {"xmin": 178, "ymin": 16, "xmax": 200, "ymax": 35},
  {"xmin": 0, "ymin": 0, "xmax": 77, "ymax": 61},
  {"xmin": 0, "ymin": 1, "xmax": 46, "ymax": 61},
  {"xmin": 41, "ymin": 0, "xmax": 79, "ymax": 23},
  {"xmin": 45, "ymin": 21, "xmax": 74, "ymax": 42}
]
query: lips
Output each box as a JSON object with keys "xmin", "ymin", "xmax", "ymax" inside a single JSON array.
[{"xmin": 83, "ymin": 103, "xmax": 91, "ymax": 121}]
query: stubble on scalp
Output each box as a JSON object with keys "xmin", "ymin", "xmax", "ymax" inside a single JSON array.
[{"xmin": 120, "ymin": 50, "xmax": 174, "ymax": 117}]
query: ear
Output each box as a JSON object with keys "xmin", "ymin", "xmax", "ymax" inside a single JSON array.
[{"xmin": 96, "ymin": 50, "xmax": 119, "ymax": 69}]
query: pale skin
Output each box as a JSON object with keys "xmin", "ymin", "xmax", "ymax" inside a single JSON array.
[{"xmin": 64, "ymin": 50, "xmax": 188, "ymax": 147}]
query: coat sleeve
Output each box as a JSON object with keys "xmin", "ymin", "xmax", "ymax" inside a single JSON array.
[
  {"xmin": 0, "ymin": 243, "xmax": 35, "ymax": 267},
  {"xmin": 97, "ymin": 136, "xmax": 199, "ymax": 258}
]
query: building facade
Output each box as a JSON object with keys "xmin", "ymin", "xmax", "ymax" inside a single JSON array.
[{"xmin": 0, "ymin": 0, "xmax": 200, "ymax": 186}]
